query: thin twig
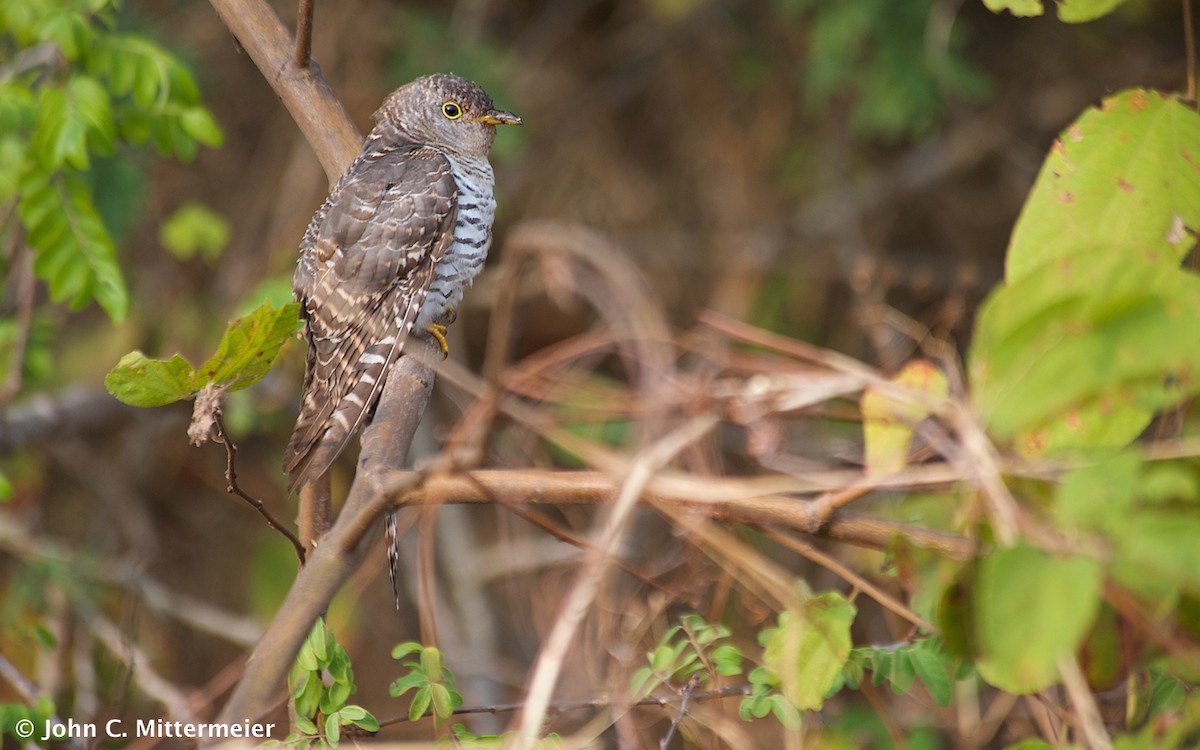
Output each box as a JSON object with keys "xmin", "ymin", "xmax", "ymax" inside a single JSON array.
[
  {"xmin": 293, "ymin": 0, "xmax": 313, "ymax": 69},
  {"xmin": 660, "ymin": 674, "xmax": 701, "ymax": 749},
  {"xmin": 213, "ymin": 412, "xmax": 305, "ymax": 564},
  {"xmin": 762, "ymin": 528, "xmax": 937, "ymax": 634}
]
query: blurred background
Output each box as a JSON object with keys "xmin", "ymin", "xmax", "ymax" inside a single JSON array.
[{"xmin": 0, "ymin": 0, "xmax": 1191, "ymax": 746}]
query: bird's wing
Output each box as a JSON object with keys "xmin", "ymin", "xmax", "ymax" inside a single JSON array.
[{"xmin": 284, "ymin": 144, "xmax": 457, "ymax": 491}]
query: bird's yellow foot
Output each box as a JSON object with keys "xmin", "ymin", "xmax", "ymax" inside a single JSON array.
[{"xmin": 425, "ymin": 323, "xmax": 450, "ymax": 358}]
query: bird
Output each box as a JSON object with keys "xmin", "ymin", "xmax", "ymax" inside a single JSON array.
[{"xmin": 283, "ymin": 73, "xmax": 519, "ymax": 493}]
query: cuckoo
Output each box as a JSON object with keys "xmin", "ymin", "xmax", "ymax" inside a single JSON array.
[{"xmin": 283, "ymin": 74, "xmax": 519, "ymax": 599}]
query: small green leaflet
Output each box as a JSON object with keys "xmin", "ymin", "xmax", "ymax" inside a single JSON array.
[
  {"xmin": 970, "ymin": 250, "xmax": 1200, "ymax": 452},
  {"xmin": 105, "ymin": 300, "xmax": 300, "ymax": 408}
]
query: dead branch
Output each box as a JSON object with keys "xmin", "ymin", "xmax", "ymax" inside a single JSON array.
[{"xmin": 399, "ymin": 468, "xmax": 975, "ymax": 560}]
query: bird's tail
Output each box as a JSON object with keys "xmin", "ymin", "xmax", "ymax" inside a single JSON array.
[{"xmin": 386, "ymin": 508, "xmax": 401, "ymax": 610}]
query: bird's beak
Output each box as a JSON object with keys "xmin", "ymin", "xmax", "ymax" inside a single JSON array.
[{"xmin": 476, "ymin": 110, "xmax": 522, "ymax": 126}]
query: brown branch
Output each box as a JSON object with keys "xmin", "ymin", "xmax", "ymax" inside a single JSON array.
[
  {"xmin": 214, "ymin": 341, "xmax": 440, "ymax": 729},
  {"xmin": 205, "ymin": 0, "xmax": 359, "ymax": 184},
  {"xmin": 400, "ymin": 469, "xmax": 976, "ymax": 560},
  {"xmin": 660, "ymin": 674, "xmax": 701, "ymax": 750},
  {"xmin": 213, "ymin": 413, "xmax": 306, "ymax": 564}
]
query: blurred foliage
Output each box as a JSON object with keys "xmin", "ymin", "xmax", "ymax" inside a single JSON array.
[
  {"xmin": 159, "ymin": 201, "xmax": 230, "ymax": 263},
  {"xmin": 781, "ymin": 0, "xmax": 990, "ymax": 140},
  {"xmin": 2, "ymin": 0, "xmax": 1200, "ymax": 747},
  {"xmin": 0, "ymin": 0, "xmax": 224, "ymax": 364}
]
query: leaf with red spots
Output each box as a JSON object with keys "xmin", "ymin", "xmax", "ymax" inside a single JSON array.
[{"xmin": 1006, "ymin": 89, "xmax": 1200, "ymax": 281}]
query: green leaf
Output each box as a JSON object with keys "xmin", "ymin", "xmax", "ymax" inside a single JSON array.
[
  {"xmin": 970, "ymin": 251, "xmax": 1200, "ymax": 454},
  {"xmin": 861, "ymin": 359, "xmax": 948, "ymax": 475},
  {"xmin": 429, "ymin": 683, "xmax": 454, "ymax": 720},
  {"xmin": 178, "ymin": 106, "xmax": 224, "ymax": 147},
  {"xmin": 391, "ymin": 641, "xmax": 425, "ymax": 660},
  {"xmin": 711, "ymin": 644, "xmax": 743, "ymax": 677},
  {"xmin": 981, "ymin": 0, "xmax": 1045, "ymax": 17},
  {"xmin": 983, "ymin": 0, "xmax": 1132, "ymax": 21},
  {"xmin": 888, "ymin": 650, "xmax": 916, "ymax": 695},
  {"xmin": 408, "ymin": 685, "xmax": 431, "ymax": 722},
  {"xmin": 342, "ymin": 707, "xmax": 378, "ymax": 732},
  {"xmin": 32, "ymin": 87, "xmax": 85, "ymax": 170},
  {"xmin": 388, "ymin": 671, "xmax": 427, "ymax": 698},
  {"xmin": 292, "ymin": 715, "xmax": 317, "ymax": 736},
  {"xmin": 1056, "ymin": 0, "xmax": 1132, "ymax": 22},
  {"xmin": 159, "ymin": 201, "xmax": 230, "ymax": 262},
  {"xmin": 323, "ymin": 713, "xmax": 340, "ymax": 746},
  {"xmin": 1055, "ymin": 450, "xmax": 1142, "ymax": 531},
  {"xmin": 908, "ymin": 643, "xmax": 953, "ymax": 706},
  {"xmin": 18, "ymin": 168, "xmax": 128, "ymax": 320},
  {"xmin": 975, "ymin": 544, "xmax": 1102, "ymax": 693},
  {"xmin": 761, "ymin": 592, "xmax": 856, "ymax": 711},
  {"xmin": 194, "ymin": 300, "xmax": 301, "ymax": 392},
  {"xmin": 104, "ymin": 351, "xmax": 198, "ymax": 407},
  {"xmin": 1006, "ymin": 91, "xmax": 1200, "ymax": 282},
  {"xmin": 1113, "ymin": 513, "xmax": 1200, "ymax": 594}
]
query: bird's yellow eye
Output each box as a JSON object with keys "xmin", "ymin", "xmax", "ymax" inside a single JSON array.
[{"xmin": 441, "ymin": 101, "xmax": 463, "ymax": 120}]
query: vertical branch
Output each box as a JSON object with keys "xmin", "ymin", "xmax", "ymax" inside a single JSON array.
[{"xmin": 294, "ymin": 0, "xmax": 314, "ymax": 69}]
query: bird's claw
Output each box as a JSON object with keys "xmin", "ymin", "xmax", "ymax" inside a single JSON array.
[{"xmin": 425, "ymin": 323, "xmax": 450, "ymax": 359}]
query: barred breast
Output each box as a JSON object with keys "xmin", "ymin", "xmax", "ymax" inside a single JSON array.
[{"xmin": 417, "ymin": 155, "xmax": 496, "ymax": 328}]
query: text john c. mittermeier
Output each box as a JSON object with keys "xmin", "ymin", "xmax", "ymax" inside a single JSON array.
[{"xmin": 35, "ymin": 717, "xmax": 276, "ymax": 741}]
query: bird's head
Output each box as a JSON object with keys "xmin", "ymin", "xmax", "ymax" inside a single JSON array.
[{"xmin": 378, "ymin": 73, "xmax": 521, "ymax": 158}]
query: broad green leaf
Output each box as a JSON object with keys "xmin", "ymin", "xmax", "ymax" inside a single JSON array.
[
  {"xmin": 861, "ymin": 359, "xmax": 947, "ymax": 475},
  {"xmin": 1113, "ymin": 513, "xmax": 1200, "ymax": 595},
  {"xmin": 194, "ymin": 300, "xmax": 301, "ymax": 392},
  {"xmin": 104, "ymin": 351, "xmax": 198, "ymax": 407},
  {"xmin": 975, "ymin": 544, "xmax": 1102, "ymax": 693},
  {"xmin": 970, "ymin": 251, "xmax": 1200, "ymax": 453},
  {"xmin": 1055, "ymin": 450, "xmax": 1141, "ymax": 531},
  {"xmin": 1006, "ymin": 90, "xmax": 1200, "ymax": 282},
  {"xmin": 761, "ymin": 592, "xmax": 856, "ymax": 711}
]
